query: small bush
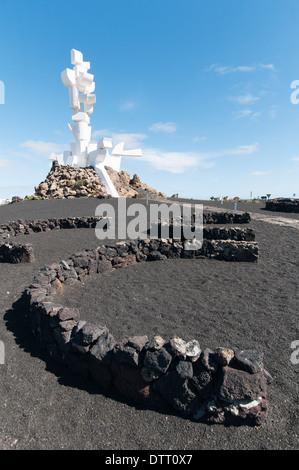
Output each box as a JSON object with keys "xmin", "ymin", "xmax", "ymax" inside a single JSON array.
[
  {"xmin": 73, "ymin": 178, "xmax": 87, "ymax": 189},
  {"xmin": 24, "ymin": 195, "xmax": 42, "ymax": 200}
]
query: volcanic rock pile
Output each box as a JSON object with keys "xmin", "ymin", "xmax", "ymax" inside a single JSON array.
[
  {"xmin": 34, "ymin": 161, "xmax": 166, "ymax": 200},
  {"xmin": 0, "ymin": 242, "xmax": 35, "ymax": 263}
]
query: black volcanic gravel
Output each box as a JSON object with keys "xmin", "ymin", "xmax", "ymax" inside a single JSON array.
[{"xmin": 0, "ymin": 199, "xmax": 298, "ymax": 450}]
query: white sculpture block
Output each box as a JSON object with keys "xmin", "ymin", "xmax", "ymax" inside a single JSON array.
[
  {"xmin": 69, "ymin": 86, "xmax": 80, "ymax": 110},
  {"xmin": 63, "ymin": 150, "xmax": 72, "ymax": 160},
  {"xmin": 71, "ymin": 49, "xmax": 83, "ymax": 65},
  {"xmin": 84, "ymin": 104, "xmax": 94, "ymax": 115},
  {"xmin": 50, "ymin": 49, "xmax": 143, "ymax": 197},
  {"xmin": 61, "ymin": 68, "xmax": 76, "ymax": 88},
  {"xmin": 78, "ymin": 71, "xmax": 94, "ymax": 89},
  {"xmin": 71, "ymin": 140, "xmax": 88, "ymax": 156},
  {"xmin": 78, "ymin": 93, "xmax": 96, "ymax": 106},
  {"xmin": 99, "ymin": 137, "xmax": 113, "ymax": 149},
  {"xmin": 72, "ymin": 111, "xmax": 90, "ymax": 123},
  {"xmin": 86, "ymin": 82, "xmax": 95, "ymax": 94},
  {"xmin": 69, "ymin": 121, "xmax": 91, "ymax": 141}
]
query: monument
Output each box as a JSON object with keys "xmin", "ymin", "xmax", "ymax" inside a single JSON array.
[{"xmin": 50, "ymin": 49, "xmax": 142, "ymax": 197}]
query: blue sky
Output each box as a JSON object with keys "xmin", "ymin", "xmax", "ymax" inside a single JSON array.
[{"xmin": 1, "ymin": 0, "xmax": 299, "ymax": 200}]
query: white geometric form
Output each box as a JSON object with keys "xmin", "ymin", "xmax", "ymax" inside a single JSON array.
[{"xmin": 50, "ymin": 49, "xmax": 142, "ymax": 197}]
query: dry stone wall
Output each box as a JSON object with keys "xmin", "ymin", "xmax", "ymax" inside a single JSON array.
[
  {"xmin": 203, "ymin": 211, "xmax": 251, "ymax": 224},
  {"xmin": 0, "ymin": 215, "xmax": 259, "ymax": 264},
  {"xmin": 2, "ymin": 211, "xmax": 268, "ymax": 425},
  {"xmin": 24, "ymin": 239, "xmax": 270, "ymax": 426},
  {"xmin": 0, "ymin": 216, "xmax": 103, "ymax": 240},
  {"xmin": 265, "ymin": 199, "xmax": 299, "ymax": 213},
  {"xmin": 0, "ymin": 217, "xmax": 104, "ymax": 263}
]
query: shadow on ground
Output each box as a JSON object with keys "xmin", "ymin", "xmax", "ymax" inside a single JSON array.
[{"xmin": 4, "ymin": 291, "xmax": 200, "ymax": 425}]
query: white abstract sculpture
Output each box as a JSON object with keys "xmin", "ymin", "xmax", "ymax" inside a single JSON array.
[{"xmin": 50, "ymin": 49, "xmax": 142, "ymax": 197}]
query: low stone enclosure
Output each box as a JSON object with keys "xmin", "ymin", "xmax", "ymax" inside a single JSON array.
[
  {"xmin": 265, "ymin": 199, "xmax": 299, "ymax": 213},
  {"xmin": 2, "ymin": 210, "xmax": 272, "ymax": 426},
  {"xmin": 0, "ymin": 216, "xmax": 100, "ymax": 263},
  {"xmin": 24, "ymin": 238, "xmax": 271, "ymax": 427},
  {"xmin": 0, "ymin": 211, "xmax": 257, "ymax": 264}
]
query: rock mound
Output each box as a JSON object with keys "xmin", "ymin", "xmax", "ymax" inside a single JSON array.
[
  {"xmin": 35, "ymin": 161, "xmax": 108, "ymax": 199},
  {"xmin": 34, "ymin": 161, "xmax": 166, "ymax": 200},
  {"xmin": 104, "ymin": 167, "xmax": 138, "ymax": 198},
  {"xmin": 129, "ymin": 173, "xmax": 167, "ymax": 199}
]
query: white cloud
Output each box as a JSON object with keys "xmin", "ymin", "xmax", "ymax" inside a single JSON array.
[
  {"xmin": 142, "ymin": 142, "xmax": 259, "ymax": 174},
  {"xmin": 232, "ymin": 109, "xmax": 253, "ymax": 119},
  {"xmin": 218, "ymin": 142, "xmax": 260, "ymax": 156},
  {"xmin": 149, "ymin": 122, "xmax": 177, "ymax": 133},
  {"xmin": 92, "ymin": 128, "xmax": 259, "ymax": 174},
  {"xmin": 10, "ymin": 150, "xmax": 42, "ymax": 162},
  {"xmin": 234, "ymin": 65, "xmax": 256, "ymax": 73},
  {"xmin": 20, "ymin": 140, "xmax": 69, "ymax": 158},
  {"xmin": 54, "ymin": 130, "xmax": 66, "ymax": 136},
  {"xmin": 260, "ymin": 63, "xmax": 275, "ymax": 70},
  {"xmin": 292, "ymin": 156, "xmax": 299, "ymax": 162},
  {"xmin": 92, "ymin": 129, "xmax": 147, "ymax": 149},
  {"xmin": 228, "ymin": 93, "xmax": 260, "ymax": 104},
  {"xmin": 250, "ymin": 170, "xmax": 273, "ymax": 176},
  {"xmin": 0, "ymin": 158, "xmax": 9, "ymax": 167},
  {"xmin": 209, "ymin": 65, "xmax": 255, "ymax": 74},
  {"xmin": 92, "ymin": 129, "xmax": 204, "ymax": 173},
  {"xmin": 195, "ymin": 143, "xmax": 259, "ymax": 159},
  {"xmin": 269, "ymin": 106, "xmax": 278, "ymax": 119},
  {"xmin": 36, "ymin": 122, "xmax": 258, "ymax": 177},
  {"xmin": 142, "ymin": 148, "xmax": 212, "ymax": 174},
  {"xmin": 120, "ymin": 101, "xmax": 137, "ymax": 111},
  {"xmin": 209, "ymin": 63, "xmax": 275, "ymax": 75},
  {"xmin": 251, "ymin": 111, "xmax": 262, "ymax": 121},
  {"xmin": 0, "ymin": 184, "xmax": 36, "ymax": 200},
  {"xmin": 232, "ymin": 109, "xmax": 262, "ymax": 121},
  {"xmin": 193, "ymin": 136, "xmax": 206, "ymax": 142}
]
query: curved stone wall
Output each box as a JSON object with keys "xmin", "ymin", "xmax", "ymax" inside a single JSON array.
[
  {"xmin": 0, "ymin": 216, "xmax": 104, "ymax": 263},
  {"xmin": 0, "ymin": 215, "xmax": 258, "ymax": 263},
  {"xmin": 24, "ymin": 238, "xmax": 271, "ymax": 427},
  {"xmin": 0, "ymin": 216, "xmax": 103, "ymax": 240},
  {"xmin": 0, "ymin": 211, "xmax": 252, "ymax": 241}
]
